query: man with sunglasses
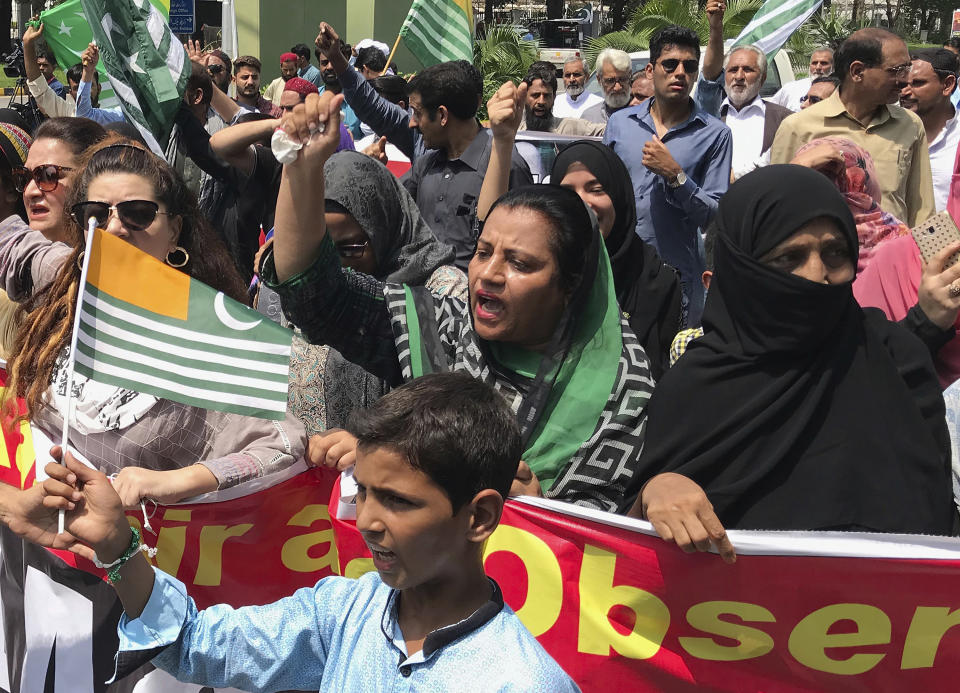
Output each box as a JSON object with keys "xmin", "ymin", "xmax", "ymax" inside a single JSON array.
[
  {"xmin": 771, "ymin": 29, "xmax": 936, "ymax": 227},
  {"xmin": 582, "ymin": 48, "xmax": 633, "ymax": 124},
  {"xmin": 603, "ymin": 25, "xmax": 732, "ymax": 326},
  {"xmin": 800, "ymin": 76, "xmax": 839, "ymax": 110},
  {"xmin": 900, "ymin": 49, "xmax": 960, "ymax": 212}
]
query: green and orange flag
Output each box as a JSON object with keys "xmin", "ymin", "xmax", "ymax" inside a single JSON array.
[
  {"xmin": 398, "ymin": 0, "xmax": 474, "ymax": 66},
  {"xmin": 75, "ymin": 229, "xmax": 292, "ymax": 420}
]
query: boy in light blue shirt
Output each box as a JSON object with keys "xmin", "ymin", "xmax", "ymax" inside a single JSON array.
[{"xmin": 18, "ymin": 373, "xmax": 578, "ymax": 692}]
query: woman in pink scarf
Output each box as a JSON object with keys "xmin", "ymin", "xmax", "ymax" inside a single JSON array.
[{"xmin": 792, "ymin": 136, "xmax": 910, "ymax": 273}]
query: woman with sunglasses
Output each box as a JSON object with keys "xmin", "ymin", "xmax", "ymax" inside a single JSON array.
[
  {"xmin": 13, "ymin": 118, "xmax": 107, "ymax": 243},
  {"xmin": 270, "ymin": 150, "xmax": 464, "ymax": 438},
  {"xmin": 0, "ymin": 136, "xmax": 306, "ymax": 508}
]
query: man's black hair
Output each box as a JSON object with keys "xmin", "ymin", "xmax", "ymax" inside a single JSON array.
[
  {"xmin": 945, "ymin": 36, "xmax": 960, "ymax": 52},
  {"xmin": 291, "ymin": 43, "xmax": 311, "ymax": 62},
  {"xmin": 649, "ymin": 25, "xmax": 701, "ymax": 64},
  {"xmin": 356, "ymin": 46, "xmax": 387, "ymax": 74},
  {"xmin": 349, "ymin": 372, "xmax": 522, "ymax": 512},
  {"xmin": 372, "ymin": 74, "xmax": 408, "ymax": 105},
  {"xmin": 811, "ymin": 74, "xmax": 841, "ymax": 88},
  {"xmin": 35, "ymin": 44, "xmax": 57, "ymax": 67},
  {"xmin": 406, "ymin": 60, "xmax": 483, "ymax": 120},
  {"xmin": 524, "ymin": 63, "xmax": 558, "ymax": 94},
  {"xmin": 66, "ymin": 63, "xmax": 83, "ymax": 85},
  {"xmin": 233, "ymin": 55, "xmax": 262, "ymax": 75},
  {"xmin": 834, "ymin": 28, "xmax": 900, "ymax": 84},
  {"xmin": 186, "ymin": 61, "xmax": 213, "ymax": 105}
]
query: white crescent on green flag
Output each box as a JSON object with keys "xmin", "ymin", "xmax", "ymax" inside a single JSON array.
[
  {"xmin": 75, "ymin": 228, "xmax": 293, "ymax": 421},
  {"xmin": 39, "ymin": 0, "xmax": 170, "ymax": 111},
  {"xmin": 74, "ymin": 0, "xmax": 189, "ymax": 155},
  {"xmin": 399, "ymin": 0, "xmax": 474, "ymax": 67},
  {"xmin": 732, "ymin": 0, "xmax": 824, "ymax": 55}
]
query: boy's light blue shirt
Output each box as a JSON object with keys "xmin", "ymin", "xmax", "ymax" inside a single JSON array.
[{"xmin": 115, "ymin": 567, "xmax": 579, "ymax": 692}]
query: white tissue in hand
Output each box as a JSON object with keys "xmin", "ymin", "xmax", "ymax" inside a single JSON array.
[{"xmin": 271, "ymin": 123, "xmax": 327, "ymax": 165}]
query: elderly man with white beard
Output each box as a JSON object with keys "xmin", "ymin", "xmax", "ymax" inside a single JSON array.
[
  {"xmin": 693, "ymin": 1, "xmax": 792, "ymax": 179},
  {"xmin": 582, "ymin": 48, "xmax": 634, "ymax": 124}
]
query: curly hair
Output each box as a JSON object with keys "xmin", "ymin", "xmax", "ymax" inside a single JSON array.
[{"xmin": 4, "ymin": 135, "xmax": 248, "ymax": 424}]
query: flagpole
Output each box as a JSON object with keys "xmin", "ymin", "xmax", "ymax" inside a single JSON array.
[
  {"xmin": 56, "ymin": 217, "xmax": 97, "ymax": 534},
  {"xmin": 383, "ymin": 32, "xmax": 403, "ymax": 76}
]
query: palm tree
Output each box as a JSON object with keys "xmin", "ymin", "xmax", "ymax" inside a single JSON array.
[
  {"xmin": 473, "ymin": 26, "xmax": 540, "ymax": 118},
  {"xmin": 585, "ymin": 0, "xmax": 763, "ymax": 69}
]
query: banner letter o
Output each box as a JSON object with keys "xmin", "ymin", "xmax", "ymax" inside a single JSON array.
[{"xmin": 483, "ymin": 525, "xmax": 563, "ymax": 637}]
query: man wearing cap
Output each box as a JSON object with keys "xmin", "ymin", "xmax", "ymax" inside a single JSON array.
[
  {"xmin": 900, "ymin": 48, "xmax": 960, "ymax": 212},
  {"xmin": 264, "ymin": 52, "xmax": 299, "ymax": 104}
]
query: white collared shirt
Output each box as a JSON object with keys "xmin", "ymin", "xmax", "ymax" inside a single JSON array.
[
  {"xmin": 769, "ymin": 77, "xmax": 812, "ymax": 112},
  {"xmin": 928, "ymin": 110, "xmax": 960, "ymax": 212},
  {"xmin": 722, "ymin": 96, "xmax": 768, "ymax": 180},
  {"xmin": 553, "ymin": 91, "xmax": 603, "ymax": 118}
]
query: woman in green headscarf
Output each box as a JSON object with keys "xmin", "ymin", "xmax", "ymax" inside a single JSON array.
[{"xmin": 264, "ymin": 95, "xmax": 654, "ymax": 510}]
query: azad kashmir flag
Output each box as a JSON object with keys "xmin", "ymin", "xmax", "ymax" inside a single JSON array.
[
  {"xmin": 399, "ymin": 0, "xmax": 474, "ymax": 66},
  {"xmin": 75, "ymin": 228, "xmax": 292, "ymax": 420},
  {"xmin": 732, "ymin": 0, "xmax": 824, "ymax": 55},
  {"xmin": 39, "ymin": 0, "xmax": 170, "ymax": 111},
  {"xmin": 68, "ymin": 0, "xmax": 188, "ymax": 155}
]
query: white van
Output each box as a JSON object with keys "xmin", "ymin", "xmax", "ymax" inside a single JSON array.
[{"xmin": 579, "ymin": 46, "xmax": 796, "ymax": 99}]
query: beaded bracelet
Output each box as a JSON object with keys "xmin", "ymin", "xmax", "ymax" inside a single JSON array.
[{"xmin": 92, "ymin": 527, "xmax": 158, "ymax": 583}]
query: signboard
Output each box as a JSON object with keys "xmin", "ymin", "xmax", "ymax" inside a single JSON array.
[
  {"xmin": 169, "ymin": 0, "xmax": 195, "ymax": 35},
  {"xmin": 952, "ymin": 8, "xmax": 960, "ymax": 35}
]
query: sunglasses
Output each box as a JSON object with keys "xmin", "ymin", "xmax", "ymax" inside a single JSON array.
[
  {"xmin": 335, "ymin": 240, "xmax": 369, "ymax": 259},
  {"xmin": 207, "ymin": 64, "xmax": 225, "ymax": 75},
  {"xmin": 70, "ymin": 200, "xmax": 172, "ymax": 232},
  {"xmin": 800, "ymin": 94, "xmax": 824, "ymax": 105},
  {"xmin": 12, "ymin": 164, "xmax": 74, "ymax": 193},
  {"xmin": 659, "ymin": 58, "xmax": 699, "ymax": 74}
]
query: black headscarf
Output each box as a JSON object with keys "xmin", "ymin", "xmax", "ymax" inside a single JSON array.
[
  {"xmin": 621, "ymin": 165, "xmax": 954, "ymax": 534},
  {"xmin": 551, "ymin": 142, "xmax": 681, "ymax": 379}
]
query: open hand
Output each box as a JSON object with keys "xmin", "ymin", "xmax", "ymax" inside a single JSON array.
[
  {"xmin": 184, "ymin": 38, "xmax": 204, "ymax": 66},
  {"xmin": 307, "ymin": 429, "xmax": 358, "ymax": 471},
  {"xmin": 634, "ymin": 472, "xmax": 736, "ymax": 563},
  {"xmin": 362, "ymin": 135, "xmax": 388, "ymax": 165}
]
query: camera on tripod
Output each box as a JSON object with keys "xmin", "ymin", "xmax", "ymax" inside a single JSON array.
[{"xmin": 2, "ymin": 41, "xmax": 26, "ymax": 81}]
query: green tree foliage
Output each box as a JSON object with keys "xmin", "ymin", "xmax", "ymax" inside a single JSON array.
[{"xmin": 473, "ymin": 25, "xmax": 540, "ymax": 118}]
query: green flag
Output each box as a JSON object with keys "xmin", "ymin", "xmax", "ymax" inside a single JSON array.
[
  {"xmin": 732, "ymin": 0, "xmax": 824, "ymax": 55},
  {"xmin": 399, "ymin": 0, "xmax": 474, "ymax": 67},
  {"xmin": 72, "ymin": 0, "xmax": 188, "ymax": 155},
  {"xmin": 39, "ymin": 0, "xmax": 169, "ymax": 110},
  {"xmin": 76, "ymin": 228, "xmax": 292, "ymax": 421}
]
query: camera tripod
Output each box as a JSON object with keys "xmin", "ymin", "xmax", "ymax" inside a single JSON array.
[{"xmin": 5, "ymin": 77, "xmax": 44, "ymax": 132}]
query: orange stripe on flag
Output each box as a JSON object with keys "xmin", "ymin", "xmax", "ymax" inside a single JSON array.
[{"xmin": 86, "ymin": 229, "xmax": 189, "ymax": 320}]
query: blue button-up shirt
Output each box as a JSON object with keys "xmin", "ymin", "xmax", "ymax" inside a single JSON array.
[
  {"xmin": 603, "ymin": 98, "xmax": 732, "ymax": 324},
  {"xmin": 75, "ymin": 80, "xmax": 125, "ymax": 124},
  {"xmin": 114, "ymin": 568, "xmax": 578, "ymax": 692}
]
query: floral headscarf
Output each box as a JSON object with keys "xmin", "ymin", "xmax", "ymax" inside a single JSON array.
[{"xmin": 795, "ymin": 136, "xmax": 910, "ymax": 272}]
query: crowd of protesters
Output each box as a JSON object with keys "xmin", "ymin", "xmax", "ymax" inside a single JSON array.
[{"xmin": 0, "ymin": 4, "xmax": 958, "ymax": 689}]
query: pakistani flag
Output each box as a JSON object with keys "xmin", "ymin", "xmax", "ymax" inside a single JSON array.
[
  {"xmin": 75, "ymin": 0, "xmax": 189, "ymax": 155},
  {"xmin": 399, "ymin": 0, "xmax": 474, "ymax": 67},
  {"xmin": 732, "ymin": 0, "xmax": 824, "ymax": 55},
  {"xmin": 75, "ymin": 229, "xmax": 292, "ymax": 421},
  {"xmin": 39, "ymin": 0, "xmax": 170, "ymax": 111}
]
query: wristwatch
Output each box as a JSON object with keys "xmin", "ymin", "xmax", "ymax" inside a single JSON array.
[{"xmin": 668, "ymin": 170, "xmax": 687, "ymax": 188}]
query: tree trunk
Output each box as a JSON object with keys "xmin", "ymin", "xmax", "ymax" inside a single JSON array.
[
  {"xmin": 484, "ymin": 0, "xmax": 494, "ymax": 25},
  {"xmin": 611, "ymin": 0, "xmax": 630, "ymax": 30},
  {"xmin": 547, "ymin": 0, "xmax": 565, "ymax": 20}
]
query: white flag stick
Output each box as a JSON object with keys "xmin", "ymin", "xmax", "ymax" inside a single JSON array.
[{"xmin": 57, "ymin": 217, "xmax": 97, "ymax": 534}]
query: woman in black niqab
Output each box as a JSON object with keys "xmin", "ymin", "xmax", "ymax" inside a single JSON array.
[{"xmin": 622, "ymin": 165, "xmax": 954, "ymax": 549}]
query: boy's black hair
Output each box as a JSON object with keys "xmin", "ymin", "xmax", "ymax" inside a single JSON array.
[
  {"xmin": 349, "ymin": 372, "xmax": 522, "ymax": 512},
  {"xmin": 406, "ymin": 60, "xmax": 483, "ymax": 121},
  {"xmin": 291, "ymin": 43, "xmax": 311, "ymax": 62},
  {"xmin": 649, "ymin": 25, "xmax": 701, "ymax": 65},
  {"xmin": 356, "ymin": 46, "xmax": 387, "ymax": 74}
]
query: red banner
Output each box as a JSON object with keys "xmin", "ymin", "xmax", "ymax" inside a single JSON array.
[{"xmin": 333, "ymin": 486, "xmax": 960, "ymax": 691}]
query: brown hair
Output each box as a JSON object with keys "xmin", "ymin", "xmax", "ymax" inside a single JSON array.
[{"xmin": 4, "ymin": 135, "xmax": 248, "ymax": 423}]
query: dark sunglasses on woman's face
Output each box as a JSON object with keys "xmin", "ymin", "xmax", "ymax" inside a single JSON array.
[
  {"xmin": 70, "ymin": 200, "xmax": 172, "ymax": 232},
  {"xmin": 659, "ymin": 58, "xmax": 699, "ymax": 74},
  {"xmin": 335, "ymin": 240, "xmax": 369, "ymax": 259},
  {"xmin": 11, "ymin": 164, "xmax": 74, "ymax": 193}
]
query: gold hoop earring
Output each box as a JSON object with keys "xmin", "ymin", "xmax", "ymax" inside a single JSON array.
[
  {"xmin": 75, "ymin": 250, "xmax": 84, "ymax": 270},
  {"xmin": 165, "ymin": 246, "xmax": 189, "ymax": 268}
]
